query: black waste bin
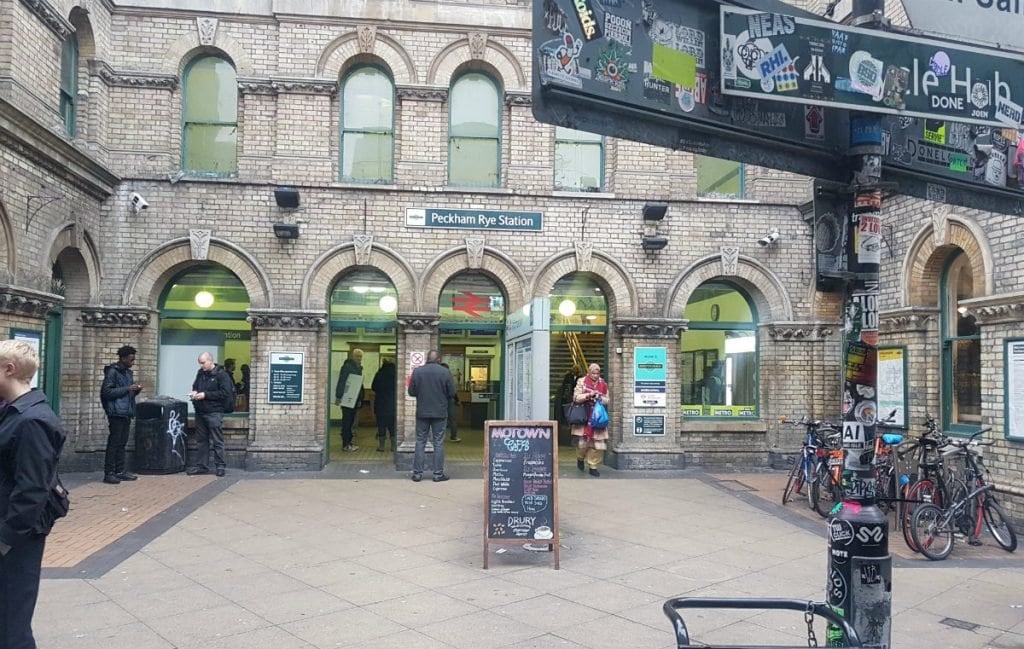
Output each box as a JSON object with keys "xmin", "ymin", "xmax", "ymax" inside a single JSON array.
[{"xmin": 134, "ymin": 397, "xmax": 188, "ymax": 474}]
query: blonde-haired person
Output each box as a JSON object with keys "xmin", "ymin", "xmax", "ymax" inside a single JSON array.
[
  {"xmin": 0, "ymin": 339, "xmax": 66, "ymax": 648},
  {"xmin": 571, "ymin": 363, "xmax": 609, "ymax": 477}
]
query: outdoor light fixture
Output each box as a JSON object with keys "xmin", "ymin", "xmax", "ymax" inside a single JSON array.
[
  {"xmin": 352, "ymin": 286, "xmax": 369, "ymax": 294},
  {"xmin": 379, "ymin": 295, "xmax": 397, "ymax": 313},
  {"xmin": 642, "ymin": 202, "xmax": 668, "ymax": 221},
  {"xmin": 558, "ymin": 299, "xmax": 577, "ymax": 317},
  {"xmin": 641, "ymin": 235, "xmax": 669, "ymax": 251},
  {"xmin": 273, "ymin": 223, "xmax": 300, "ymax": 239},
  {"xmin": 194, "ymin": 291, "xmax": 215, "ymax": 308},
  {"xmin": 274, "ymin": 186, "xmax": 300, "ymax": 208}
]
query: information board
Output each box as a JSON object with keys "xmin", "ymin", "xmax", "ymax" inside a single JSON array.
[
  {"xmin": 634, "ymin": 346, "xmax": 667, "ymax": 407},
  {"xmin": 877, "ymin": 347, "xmax": 908, "ymax": 429},
  {"xmin": 1006, "ymin": 339, "xmax": 1024, "ymax": 441},
  {"xmin": 634, "ymin": 415, "xmax": 666, "ymax": 436},
  {"xmin": 268, "ymin": 352, "xmax": 304, "ymax": 404},
  {"xmin": 483, "ymin": 420, "xmax": 559, "ymax": 569}
]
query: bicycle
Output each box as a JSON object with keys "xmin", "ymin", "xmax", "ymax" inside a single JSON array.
[
  {"xmin": 810, "ymin": 430, "xmax": 843, "ymax": 518},
  {"xmin": 781, "ymin": 417, "xmax": 838, "ymax": 512},
  {"xmin": 897, "ymin": 417, "xmax": 953, "ymax": 552}
]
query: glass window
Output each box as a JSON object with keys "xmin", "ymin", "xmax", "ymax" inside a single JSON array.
[
  {"xmin": 158, "ymin": 265, "xmax": 250, "ymax": 414},
  {"xmin": 555, "ymin": 127, "xmax": 603, "ymax": 191},
  {"xmin": 182, "ymin": 56, "xmax": 238, "ymax": 174},
  {"xmin": 680, "ymin": 281, "xmax": 758, "ymax": 417},
  {"xmin": 439, "ymin": 272, "xmax": 505, "ymax": 325},
  {"xmin": 59, "ymin": 32, "xmax": 78, "ymax": 136},
  {"xmin": 330, "ymin": 268, "xmax": 399, "ymax": 322},
  {"xmin": 696, "ymin": 156, "xmax": 744, "ymax": 199},
  {"xmin": 449, "ymin": 73, "xmax": 501, "ymax": 187},
  {"xmin": 550, "ymin": 274, "xmax": 608, "ymax": 420},
  {"xmin": 340, "ymin": 66, "xmax": 394, "ymax": 183},
  {"xmin": 942, "ymin": 252, "xmax": 981, "ymax": 429}
]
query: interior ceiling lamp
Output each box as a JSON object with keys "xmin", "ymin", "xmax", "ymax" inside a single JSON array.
[
  {"xmin": 352, "ymin": 285, "xmax": 370, "ymax": 294},
  {"xmin": 194, "ymin": 291, "xmax": 215, "ymax": 308},
  {"xmin": 379, "ymin": 295, "xmax": 398, "ymax": 313},
  {"xmin": 558, "ymin": 299, "xmax": 577, "ymax": 317},
  {"xmin": 273, "ymin": 223, "xmax": 300, "ymax": 239}
]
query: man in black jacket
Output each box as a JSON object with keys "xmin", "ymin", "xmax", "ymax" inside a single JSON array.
[
  {"xmin": 0, "ymin": 339, "xmax": 66, "ymax": 649},
  {"xmin": 408, "ymin": 350, "xmax": 457, "ymax": 482},
  {"xmin": 334, "ymin": 349, "xmax": 364, "ymax": 452},
  {"xmin": 371, "ymin": 358, "xmax": 397, "ymax": 452},
  {"xmin": 100, "ymin": 345, "xmax": 142, "ymax": 485},
  {"xmin": 188, "ymin": 352, "xmax": 233, "ymax": 477}
]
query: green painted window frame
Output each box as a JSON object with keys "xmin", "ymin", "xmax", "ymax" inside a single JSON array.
[
  {"xmin": 696, "ymin": 155, "xmax": 745, "ymax": 199},
  {"xmin": 447, "ymin": 71, "xmax": 502, "ymax": 188},
  {"xmin": 339, "ymin": 64, "xmax": 395, "ymax": 184},
  {"xmin": 59, "ymin": 32, "xmax": 78, "ymax": 137},
  {"xmin": 1004, "ymin": 337, "xmax": 1024, "ymax": 441},
  {"xmin": 554, "ymin": 127, "xmax": 605, "ymax": 192},
  {"xmin": 8, "ymin": 328, "xmax": 43, "ymax": 392},
  {"xmin": 940, "ymin": 252, "xmax": 982, "ymax": 436},
  {"xmin": 181, "ymin": 55, "xmax": 238, "ymax": 176}
]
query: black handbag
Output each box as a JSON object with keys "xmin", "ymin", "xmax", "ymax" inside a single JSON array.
[{"xmin": 563, "ymin": 402, "xmax": 589, "ymax": 426}]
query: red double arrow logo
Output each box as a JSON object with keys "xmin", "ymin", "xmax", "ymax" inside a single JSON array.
[{"xmin": 452, "ymin": 291, "xmax": 490, "ymax": 318}]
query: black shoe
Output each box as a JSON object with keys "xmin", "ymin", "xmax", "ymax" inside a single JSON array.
[
  {"xmin": 186, "ymin": 467, "xmax": 209, "ymax": 476},
  {"xmin": 577, "ymin": 459, "xmax": 585, "ymax": 472},
  {"xmin": 589, "ymin": 468, "xmax": 600, "ymax": 477},
  {"xmin": 215, "ymin": 466, "xmax": 225, "ymax": 477},
  {"xmin": 102, "ymin": 474, "xmax": 121, "ymax": 485},
  {"xmin": 411, "ymin": 473, "xmax": 422, "ymax": 482},
  {"xmin": 433, "ymin": 474, "xmax": 450, "ymax": 482},
  {"xmin": 377, "ymin": 441, "xmax": 386, "ymax": 452},
  {"xmin": 116, "ymin": 472, "xmax": 138, "ymax": 481}
]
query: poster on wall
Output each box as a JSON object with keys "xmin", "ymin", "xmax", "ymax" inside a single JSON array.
[
  {"xmin": 877, "ymin": 347, "xmax": 908, "ymax": 429},
  {"xmin": 1007, "ymin": 340, "xmax": 1024, "ymax": 440},
  {"xmin": 634, "ymin": 347, "xmax": 667, "ymax": 407},
  {"xmin": 268, "ymin": 352, "xmax": 304, "ymax": 404},
  {"xmin": 11, "ymin": 330, "xmax": 41, "ymax": 389}
]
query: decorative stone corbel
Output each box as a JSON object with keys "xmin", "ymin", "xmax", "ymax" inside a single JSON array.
[
  {"xmin": 466, "ymin": 238, "xmax": 485, "ymax": 269},
  {"xmin": 197, "ymin": 17, "xmax": 218, "ymax": 46},
  {"xmin": 931, "ymin": 204, "xmax": 950, "ymax": 247},
  {"xmin": 574, "ymin": 241, "xmax": 594, "ymax": 272},
  {"xmin": 190, "ymin": 229, "xmax": 211, "ymax": 260},
  {"xmin": 353, "ymin": 234, "xmax": 374, "ymax": 266},
  {"xmin": 468, "ymin": 32, "xmax": 489, "ymax": 60},
  {"xmin": 357, "ymin": 25, "xmax": 377, "ymax": 53},
  {"xmin": 721, "ymin": 246, "xmax": 740, "ymax": 276}
]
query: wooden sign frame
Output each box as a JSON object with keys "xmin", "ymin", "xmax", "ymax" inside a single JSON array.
[{"xmin": 483, "ymin": 420, "xmax": 559, "ymax": 569}]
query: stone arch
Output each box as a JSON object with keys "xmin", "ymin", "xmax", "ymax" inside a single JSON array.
[
  {"xmin": 426, "ymin": 37, "xmax": 526, "ymax": 90},
  {"xmin": 420, "ymin": 246, "xmax": 528, "ymax": 312},
  {"xmin": 67, "ymin": 5, "xmax": 97, "ymax": 59},
  {"xmin": 316, "ymin": 31, "xmax": 417, "ymax": 84},
  {"xmin": 45, "ymin": 222, "xmax": 101, "ymax": 303},
  {"xmin": 123, "ymin": 238, "xmax": 271, "ymax": 309},
  {"xmin": 0, "ymin": 199, "xmax": 15, "ymax": 282},
  {"xmin": 902, "ymin": 216, "xmax": 993, "ymax": 307},
  {"xmin": 164, "ymin": 32, "xmax": 255, "ymax": 77},
  {"xmin": 664, "ymin": 255, "xmax": 794, "ymax": 322},
  {"xmin": 302, "ymin": 242, "xmax": 418, "ymax": 312},
  {"xmin": 531, "ymin": 249, "xmax": 639, "ymax": 318}
]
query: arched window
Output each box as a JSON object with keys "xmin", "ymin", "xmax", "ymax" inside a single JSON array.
[
  {"xmin": 340, "ymin": 66, "xmax": 394, "ymax": 183},
  {"xmin": 59, "ymin": 32, "xmax": 78, "ymax": 136},
  {"xmin": 449, "ymin": 72, "xmax": 501, "ymax": 187},
  {"xmin": 554, "ymin": 127, "xmax": 604, "ymax": 191},
  {"xmin": 941, "ymin": 251, "xmax": 981, "ymax": 431},
  {"xmin": 680, "ymin": 281, "xmax": 758, "ymax": 418},
  {"xmin": 550, "ymin": 273, "xmax": 608, "ymax": 426},
  {"xmin": 182, "ymin": 56, "xmax": 238, "ymax": 175},
  {"xmin": 158, "ymin": 265, "xmax": 251, "ymax": 413}
]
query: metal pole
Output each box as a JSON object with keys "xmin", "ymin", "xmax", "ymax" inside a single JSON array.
[{"xmin": 826, "ymin": 1, "xmax": 892, "ymax": 647}]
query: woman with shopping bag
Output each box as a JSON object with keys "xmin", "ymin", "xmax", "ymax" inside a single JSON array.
[{"xmin": 571, "ymin": 363, "xmax": 609, "ymax": 477}]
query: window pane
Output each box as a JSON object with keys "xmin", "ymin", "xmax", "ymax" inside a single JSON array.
[
  {"xmin": 331, "ymin": 269, "xmax": 399, "ymax": 320},
  {"xmin": 680, "ymin": 330, "xmax": 756, "ymax": 416},
  {"xmin": 684, "ymin": 282, "xmax": 754, "ymax": 322},
  {"xmin": 60, "ymin": 35, "xmax": 77, "ymax": 93},
  {"xmin": 439, "ymin": 272, "xmax": 505, "ymax": 324},
  {"xmin": 449, "ymin": 137, "xmax": 499, "ymax": 186},
  {"xmin": 343, "ymin": 68, "xmax": 394, "ymax": 130},
  {"xmin": 550, "ymin": 274, "xmax": 607, "ymax": 326},
  {"xmin": 342, "ymin": 132, "xmax": 393, "ymax": 183},
  {"xmin": 451, "ymin": 73, "xmax": 499, "ymax": 137},
  {"xmin": 952, "ymin": 339, "xmax": 981, "ymax": 424},
  {"xmin": 555, "ymin": 141, "xmax": 602, "ymax": 191},
  {"xmin": 555, "ymin": 126, "xmax": 602, "ymax": 143},
  {"xmin": 183, "ymin": 124, "xmax": 238, "ymax": 173},
  {"xmin": 185, "ymin": 57, "xmax": 237, "ymax": 122},
  {"xmin": 697, "ymin": 156, "xmax": 744, "ymax": 198}
]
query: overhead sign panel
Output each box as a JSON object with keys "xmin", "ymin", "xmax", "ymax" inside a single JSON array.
[
  {"xmin": 902, "ymin": 0, "xmax": 1024, "ymax": 53},
  {"xmin": 532, "ymin": 0, "xmax": 850, "ymax": 181},
  {"xmin": 721, "ymin": 7, "xmax": 1024, "ymax": 128}
]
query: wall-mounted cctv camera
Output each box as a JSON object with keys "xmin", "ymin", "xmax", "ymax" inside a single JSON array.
[
  {"xmin": 129, "ymin": 192, "xmax": 149, "ymax": 213},
  {"xmin": 758, "ymin": 228, "xmax": 780, "ymax": 247}
]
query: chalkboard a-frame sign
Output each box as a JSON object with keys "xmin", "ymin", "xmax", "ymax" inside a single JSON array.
[{"xmin": 483, "ymin": 420, "xmax": 560, "ymax": 569}]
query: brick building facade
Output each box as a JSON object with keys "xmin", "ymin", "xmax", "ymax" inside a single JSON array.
[{"xmin": 0, "ymin": 0, "xmax": 1020, "ymax": 516}]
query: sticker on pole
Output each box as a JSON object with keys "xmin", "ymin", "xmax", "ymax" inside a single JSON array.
[{"xmin": 843, "ymin": 421, "xmax": 866, "ymax": 449}]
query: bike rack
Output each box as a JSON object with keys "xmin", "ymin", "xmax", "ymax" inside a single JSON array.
[{"xmin": 662, "ymin": 597, "xmax": 865, "ymax": 648}]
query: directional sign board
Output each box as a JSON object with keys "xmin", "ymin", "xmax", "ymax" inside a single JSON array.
[
  {"xmin": 532, "ymin": 0, "xmax": 849, "ymax": 181},
  {"xmin": 721, "ymin": 7, "xmax": 1024, "ymax": 129}
]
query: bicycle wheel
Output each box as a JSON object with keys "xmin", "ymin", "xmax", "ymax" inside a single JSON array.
[
  {"xmin": 902, "ymin": 479, "xmax": 937, "ymax": 552},
  {"xmin": 782, "ymin": 457, "xmax": 804, "ymax": 505},
  {"xmin": 949, "ymin": 479, "xmax": 981, "ymax": 538},
  {"xmin": 812, "ymin": 463, "xmax": 841, "ymax": 518},
  {"xmin": 910, "ymin": 503, "xmax": 954, "ymax": 561},
  {"xmin": 982, "ymin": 498, "xmax": 1018, "ymax": 552}
]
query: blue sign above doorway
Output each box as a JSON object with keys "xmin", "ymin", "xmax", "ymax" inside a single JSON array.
[{"xmin": 406, "ymin": 208, "xmax": 543, "ymax": 232}]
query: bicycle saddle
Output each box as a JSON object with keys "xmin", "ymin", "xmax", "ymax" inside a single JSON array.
[{"xmin": 882, "ymin": 433, "xmax": 904, "ymax": 445}]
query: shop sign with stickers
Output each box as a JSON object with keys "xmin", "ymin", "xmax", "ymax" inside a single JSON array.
[{"xmin": 721, "ymin": 7, "xmax": 1024, "ymax": 128}]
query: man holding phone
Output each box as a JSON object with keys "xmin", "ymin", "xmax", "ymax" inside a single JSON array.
[{"xmin": 100, "ymin": 345, "xmax": 142, "ymax": 485}]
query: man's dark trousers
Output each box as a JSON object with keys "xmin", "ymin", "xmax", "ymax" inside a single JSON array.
[
  {"xmin": 341, "ymin": 407, "xmax": 357, "ymax": 446},
  {"xmin": 413, "ymin": 417, "xmax": 446, "ymax": 476},
  {"xmin": 195, "ymin": 412, "xmax": 225, "ymax": 471},
  {"xmin": 104, "ymin": 415, "xmax": 131, "ymax": 476},
  {"xmin": 0, "ymin": 535, "xmax": 45, "ymax": 649}
]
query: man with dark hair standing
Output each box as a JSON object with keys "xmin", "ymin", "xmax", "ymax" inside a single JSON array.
[
  {"xmin": 188, "ymin": 352, "xmax": 233, "ymax": 477},
  {"xmin": 371, "ymin": 358, "xmax": 397, "ymax": 452},
  {"xmin": 408, "ymin": 350, "xmax": 456, "ymax": 483},
  {"xmin": 100, "ymin": 345, "xmax": 142, "ymax": 485}
]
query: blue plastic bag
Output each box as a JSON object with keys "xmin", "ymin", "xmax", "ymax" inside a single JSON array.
[{"xmin": 589, "ymin": 400, "xmax": 608, "ymax": 428}]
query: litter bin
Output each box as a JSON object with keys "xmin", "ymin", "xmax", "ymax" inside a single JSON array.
[{"xmin": 134, "ymin": 397, "xmax": 188, "ymax": 474}]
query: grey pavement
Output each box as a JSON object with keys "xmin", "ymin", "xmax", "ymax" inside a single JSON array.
[{"xmin": 35, "ymin": 469, "xmax": 1024, "ymax": 649}]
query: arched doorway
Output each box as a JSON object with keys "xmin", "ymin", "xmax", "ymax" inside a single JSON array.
[
  {"xmin": 941, "ymin": 250, "xmax": 981, "ymax": 432},
  {"xmin": 680, "ymin": 281, "xmax": 759, "ymax": 418},
  {"xmin": 549, "ymin": 273, "xmax": 608, "ymax": 445},
  {"xmin": 157, "ymin": 264, "xmax": 251, "ymax": 414},
  {"xmin": 438, "ymin": 271, "xmax": 506, "ymax": 450},
  {"xmin": 328, "ymin": 268, "xmax": 399, "ymax": 460}
]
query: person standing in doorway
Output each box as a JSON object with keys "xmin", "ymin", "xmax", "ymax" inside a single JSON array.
[
  {"xmin": 371, "ymin": 358, "xmax": 397, "ymax": 452},
  {"xmin": 334, "ymin": 349, "xmax": 365, "ymax": 452},
  {"xmin": 187, "ymin": 352, "xmax": 233, "ymax": 477},
  {"xmin": 440, "ymin": 363, "xmax": 462, "ymax": 443},
  {"xmin": 100, "ymin": 345, "xmax": 142, "ymax": 484},
  {"xmin": 571, "ymin": 363, "xmax": 610, "ymax": 477},
  {"xmin": 0, "ymin": 340, "xmax": 66, "ymax": 649},
  {"xmin": 408, "ymin": 350, "xmax": 457, "ymax": 482}
]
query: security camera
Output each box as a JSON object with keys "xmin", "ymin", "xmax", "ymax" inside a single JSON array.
[
  {"xmin": 129, "ymin": 192, "xmax": 149, "ymax": 213},
  {"xmin": 758, "ymin": 228, "xmax": 780, "ymax": 247}
]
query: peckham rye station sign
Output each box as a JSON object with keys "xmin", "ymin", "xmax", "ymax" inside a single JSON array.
[{"xmin": 406, "ymin": 207, "xmax": 544, "ymax": 232}]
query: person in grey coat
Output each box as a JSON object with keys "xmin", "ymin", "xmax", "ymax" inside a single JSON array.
[{"xmin": 407, "ymin": 350, "xmax": 457, "ymax": 482}]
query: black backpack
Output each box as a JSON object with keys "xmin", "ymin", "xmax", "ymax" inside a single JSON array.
[{"xmin": 220, "ymin": 368, "xmax": 237, "ymax": 414}]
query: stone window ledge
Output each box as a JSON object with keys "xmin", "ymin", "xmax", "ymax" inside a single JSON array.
[
  {"xmin": 552, "ymin": 190, "xmax": 617, "ymax": 199},
  {"xmin": 679, "ymin": 421, "xmax": 767, "ymax": 434}
]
